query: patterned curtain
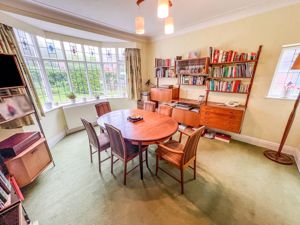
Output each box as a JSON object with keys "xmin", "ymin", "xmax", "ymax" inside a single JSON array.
[
  {"xmin": 0, "ymin": 24, "xmax": 44, "ymax": 128},
  {"xmin": 125, "ymin": 48, "xmax": 142, "ymax": 100}
]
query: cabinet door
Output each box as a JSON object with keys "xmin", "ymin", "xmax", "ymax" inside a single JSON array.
[{"xmin": 172, "ymin": 108, "xmax": 201, "ymax": 127}]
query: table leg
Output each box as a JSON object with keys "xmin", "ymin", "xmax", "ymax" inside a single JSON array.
[{"xmin": 139, "ymin": 141, "xmax": 143, "ymax": 180}]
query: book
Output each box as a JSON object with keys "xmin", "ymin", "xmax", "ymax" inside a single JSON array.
[
  {"xmin": 0, "ymin": 186, "xmax": 8, "ymax": 202},
  {"xmin": 0, "ymin": 171, "xmax": 11, "ymax": 194},
  {"xmin": 215, "ymin": 133, "xmax": 231, "ymax": 143}
]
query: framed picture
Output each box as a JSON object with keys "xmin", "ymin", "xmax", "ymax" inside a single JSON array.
[{"xmin": 0, "ymin": 95, "xmax": 33, "ymax": 122}]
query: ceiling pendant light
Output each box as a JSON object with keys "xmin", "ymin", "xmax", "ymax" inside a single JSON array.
[
  {"xmin": 164, "ymin": 16, "xmax": 174, "ymax": 34},
  {"xmin": 135, "ymin": 16, "xmax": 145, "ymax": 35},
  {"xmin": 157, "ymin": 0, "xmax": 169, "ymax": 18}
]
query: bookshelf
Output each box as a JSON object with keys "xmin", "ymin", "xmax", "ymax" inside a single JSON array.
[
  {"xmin": 176, "ymin": 57, "xmax": 210, "ymax": 86},
  {"xmin": 205, "ymin": 45, "xmax": 263, "ymax": 107},
  {"xmin": 154, "ymin": 58, "xmax": 177, "ymax": 87}
]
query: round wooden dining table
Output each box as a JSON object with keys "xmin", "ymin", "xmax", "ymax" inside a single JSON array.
[{"xmin": 97, "ymin": 109, "xmax": 178, "ymax": 180}]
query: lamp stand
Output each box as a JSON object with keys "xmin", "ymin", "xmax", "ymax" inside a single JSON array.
[{"xmin": 264, "ymin": 91, "xmax": 300, "ymax": 165}]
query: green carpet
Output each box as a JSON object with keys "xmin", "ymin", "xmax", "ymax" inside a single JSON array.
[{"xmin": 22, "ymin": 131, "xmax": 300, "ymax": 225}]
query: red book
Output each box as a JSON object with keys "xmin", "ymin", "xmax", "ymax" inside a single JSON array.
[
  {"xmin": 227, "ymin": 50, "xmax": 233, "ymax": 62},
  {"xmin": 213, "ymin": 50, "xmax": 219, "ymax": 63}
]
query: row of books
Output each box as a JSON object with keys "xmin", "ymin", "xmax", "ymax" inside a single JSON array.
[
  {"xmin": 211, "ymin": 63, "xmax": 254, "ymax": 78},
  {"xmin": 155, "ymin": 67, "xmax": 176, "ymax": 78},
  {"xmin": 206, "ymin": 80, "xmax": 250, "ymax": 93},
  {"xmin": 0, "ymin": 171, "xmax": 11, "ymax": 209},
  {"xmin": 177, "ymin": 65, "xmax": 206, "ymax": 75},
  {"xmin": 209, "ymin": 47, "xmax": 257, "ymax": 63},
  {"xmin": 155, "ymin": 58, "xmax": 173, "ymax": 67},
  {"xmin": 181, "ymin": 75, "xmax": 206, "ymax": 86}
]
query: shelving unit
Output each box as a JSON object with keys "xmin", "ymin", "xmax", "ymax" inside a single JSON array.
[
  {"xmin": 206, "ymin": 45, "xmax": 263, "ymax": 107},
  {"xmin": 155, "ymin": 58, "xmax": 177, "ymax": 86}
]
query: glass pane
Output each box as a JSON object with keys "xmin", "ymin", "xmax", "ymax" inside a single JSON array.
[
  {"xmin": 102, "ymin": 48, "xmax": 116, "ymax": 62},
  {"xmin": 64, "ymin": 42, "xmax": 84, "ymax": 61},
  {"xmin": 118, "ymin": 48, "xmax": 125, "ymax": 61},
  {"xmin": 37, "ymin": 36, "xmax": 64, "ymax": 60},
  {"xmin": 86, "ymin": 63, "xmax": 104, "ymax": 96},
  {"xmin": 84, "ymin": 45, "xmax": 100, "ymax": 62},
  {"xmin": 67, "ymin": 62, "xmax": 89, "ymax": 98},
  {"xmin": 14, "ymin": 29, "xmax": 37, "ymax": 57},
  {"xmin": 118, "ymin": 62, "xmax": 127, "ymax": 97},
  {"xmin": 103, "ymin": 63, "xmax": 118, "ymax": 97},
  {"xmin": 25, "ymin": 59, "xmax": 47, "ymax": 104},
  {"xmin": 44, "ymin": 60, "xmax": 70, "ymax": 103}
]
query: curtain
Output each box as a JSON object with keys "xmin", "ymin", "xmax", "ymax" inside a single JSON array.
[
  {"xmin": 0, "ymin": 24, "xmax": 44, "ymax": 128},
  {"xmin": 125, "ymin": 48, "xmax": 142, "ymax": 100}
]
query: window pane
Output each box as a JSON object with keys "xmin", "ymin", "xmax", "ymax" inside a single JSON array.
[
  {"xmin": 102, "ymin": 48, "xmax": 116, "ymax": 62},
  {"xmin": 86, "ymin": 63, "xmax": 104, "ymax": 96},
  {"xmin": 118, "ymin": 63, "xmax": 127, "ymax": 97},
  {"xmin": 14, "ymin": 29, "xmax": 37, "ymax": 57},
  {"xmin": 68, "ymin": 62, "xmax": 89, "ymax": 98},
  {"xmin": 103, "ymin": 63, "xmax": 118, "ymax": 97},
  {"xmin": 268, "ymin": 46, "xmax": 300, "ymax": 99},
  {"xmin": 118, "ymin": 48, "xmax": 125, "ymax": 61},
  {"xmin": 37, "ymin": 36, "xmax": 64, "ymax": 59},
  {"xmin": 64, "ymin": 42, "xmax": 84, "ymax": 61},
  {"xmin": 25, "ymin": 59, "xmax": 47, "ymax": 104},
  {"xmin": 84, "ymin": 45, "xmax": 100, "ymax": 62},
  {"xmin": 44, "ymin": 60, "xmax": 70, "ymax": 103}
]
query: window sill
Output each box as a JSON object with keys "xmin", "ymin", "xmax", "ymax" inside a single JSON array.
[
  {"xmin": 43, "ymin": 97, "xmax": 128, "ymax": 113},
  {"xmin": 265, "ymin": 95, "xmax": 297, "ymax": 101}
]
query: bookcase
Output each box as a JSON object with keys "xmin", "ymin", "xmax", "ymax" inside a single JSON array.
[
  {"xmin": 151, "ymin": 45, "xmax": 262, "ymax": 133},
  {"xmin": 176, "ymin": 57, "xmax": 210, "ymax": 86}
]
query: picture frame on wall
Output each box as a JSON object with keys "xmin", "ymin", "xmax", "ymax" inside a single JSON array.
[{"xmin": 0, "ymin": 95, "xmax": 33, "ymax": 123}]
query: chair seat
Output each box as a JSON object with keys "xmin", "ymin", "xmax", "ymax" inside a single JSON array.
[
  {"xmin": 157, "ymin": 140, "xmax": 184, "ymax": 167},
  {"xmin": 98, "ymin": 133, "xmax": 110, "ymax": 151}
]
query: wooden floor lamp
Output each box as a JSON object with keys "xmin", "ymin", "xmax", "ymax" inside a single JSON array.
[{"xmin": 264, "ymin": 53, "xmax": 300, "ymax": 165}]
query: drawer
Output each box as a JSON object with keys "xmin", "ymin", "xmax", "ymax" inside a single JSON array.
[
  {"xmin": 202, "ymin": 106, "xmax": 244, "ymax": 116},
  {"xmin": 172, "ymin": 108, "xmax": 201, "ymax": 127},
  {"xmin": 22, "ymin": 143, "xmax": 51, "ymax": 179},
  {"xmin": 201, "ymin": 112, "xmax": 242, "ymax": 121}
]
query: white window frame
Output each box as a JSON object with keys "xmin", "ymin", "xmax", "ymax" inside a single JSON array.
[
  {"xmin": 14, "ymin": 28, "xmax": 127, "ymax": 106},
  {"xmin": 267, "ymin": 44, "xmax": 300, "ymax": 100}
]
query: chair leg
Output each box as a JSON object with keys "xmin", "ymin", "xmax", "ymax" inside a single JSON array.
[
  {"xmin": 193, "ymin": 159, "xmax": 196, "ymax": 180},
  {"xmin": 145, "ymin": 150, "xmax": 149, "ymax": 169},
  {"xmin": 111, "ymin": 154, "xmax": 114, "ymax": 174},
  {"xmin": 123, "ymin": 161, "xmax": 127, "ymax": 185},
  {"xmin": 155, "ymin": 155, "xmax": 159, "ymax": 175},
  {"xmin": 98, "ymin": 150, "xmax": 101, "ymax": 173},
  {"xmin": 89, "ymin": 145, "xmax": 93, "ymax": 163},
  {"xmin": 180, "ymin": 168, "xmax": 184, "ymax": 194}
]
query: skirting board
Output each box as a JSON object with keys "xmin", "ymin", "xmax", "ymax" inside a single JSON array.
[
  {"xmin": 230, "ymin": 133, "xmax": 300, "ymax": 173},
  {"xmin": 47, "ymin": 130, "xmax": 66, "ymax": 149},
  {"xmin": 66, "ymin": 122, "xmax": 98, "ymax": 135}
]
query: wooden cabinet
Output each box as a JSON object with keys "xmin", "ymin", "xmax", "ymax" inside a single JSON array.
[
  {"xmin": 172, "ymin": 108, "xmax": 201, "ymax": 127},
  {"xmin": 4, "ymin": 138, "xmax": 52, "ymax": 188},
  {"xmin": 200, "ymin": 104, "xmax": 244, "ymax": 133},
  {"xmin": 150, "ymin": 88, "xmax": 179, "ymax": 102}
]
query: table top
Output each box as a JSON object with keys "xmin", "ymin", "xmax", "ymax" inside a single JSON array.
[{"xmin": 97, "ymin": 109, "xmax": 178, "ymax": 142}]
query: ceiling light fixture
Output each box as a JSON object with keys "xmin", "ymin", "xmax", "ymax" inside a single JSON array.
[
  {"xmin": 136, "ymin": 0, "xmax": 173, "ymax": 35},
  {"xmin": 164, "ymin": 16, "xmax": 174, "ymax": 34},
  {"xmin": 135, "ymin": 16, "xmax": 145, "ymax": 35}
]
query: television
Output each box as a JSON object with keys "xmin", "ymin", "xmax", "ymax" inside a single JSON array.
[{"xmin": 0, "ymin": 54, "xmax": 24, "ymax": 89}]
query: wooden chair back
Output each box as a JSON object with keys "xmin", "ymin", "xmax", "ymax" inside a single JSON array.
[
  {"xmin": 105, "ymin": 123, "xmax": 126, "ymax": 159},
  {"xmin": 95, "ymin": 101, "xmax": 111, "ymax": 117},
  {"xmin": 143, "ymin": 101, "xmax": 156, "ymax": 112},
  {"xmin": 182, "ymin": 126, "xmax": 205, "ymax": 165},
  {"xmin": 81, "ymin": 118, "xmax": 100, "ymax": 149},
  {"xmin": 158, "ymin": 104, "xmax": 173, "ymax": 117}
]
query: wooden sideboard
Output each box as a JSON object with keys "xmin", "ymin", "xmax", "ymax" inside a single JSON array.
[
  {"xmin": 200, "ymin": 102, "xmax": 245, "ymax": 133},
  {"xmin": 4, "ymin": 137, "xmax": 52, "ymax": 188},
  {"xmin": 150, "ymin": 87, "xmax": 179, "ymax": 102}
]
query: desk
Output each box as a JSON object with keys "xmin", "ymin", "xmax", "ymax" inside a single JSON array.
[{"xmin": 97, "ymin": 109, "xmax": 178, "ymax": 179}]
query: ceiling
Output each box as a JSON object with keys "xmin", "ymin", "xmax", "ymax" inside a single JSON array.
[{"xmin": 1, "ymin": 0, "xmax": 300, "ymax": 41}]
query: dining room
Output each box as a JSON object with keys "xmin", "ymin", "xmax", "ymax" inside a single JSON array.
[{"xmin": 0, "ymin": 1, "xmax": 300, "ymax": 225}]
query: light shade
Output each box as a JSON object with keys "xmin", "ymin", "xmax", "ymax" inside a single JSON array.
[
  {"xmin": 135, "ymin": 16, "xmax": 145, "ymax": 35},
  {"xmin": 164, "ymin": 17, "xmax": 174, "ymax": 34},
  {"xmin": 291, "ymin": 53, "xmax": 300, "ymax": 70},
  {"xmin": 157, "ymin": 0, "xmax": 169, "ymax": 18}
]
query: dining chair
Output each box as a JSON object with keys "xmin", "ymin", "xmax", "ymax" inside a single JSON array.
[
  {"xmin": 81, "ymin": 118, "xmax": 111, "ymax": 172},
  {"xmin": 95, "ymin": 101, "xmax": 111, "ymax": 117},
  {"xmin": 105, "ymin": 123, "xmax": 148, "ymax": 185},
  {"xmin": 155, "ymin": 126, "xmax": 205, "ymax": 194},
  {"xmin": 158, "ymin": 104, "xmax": 173, "ymax": 117},
  {"xmin": 143, "ymin": 101, "xmax": 156, "ymax": 112}
]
